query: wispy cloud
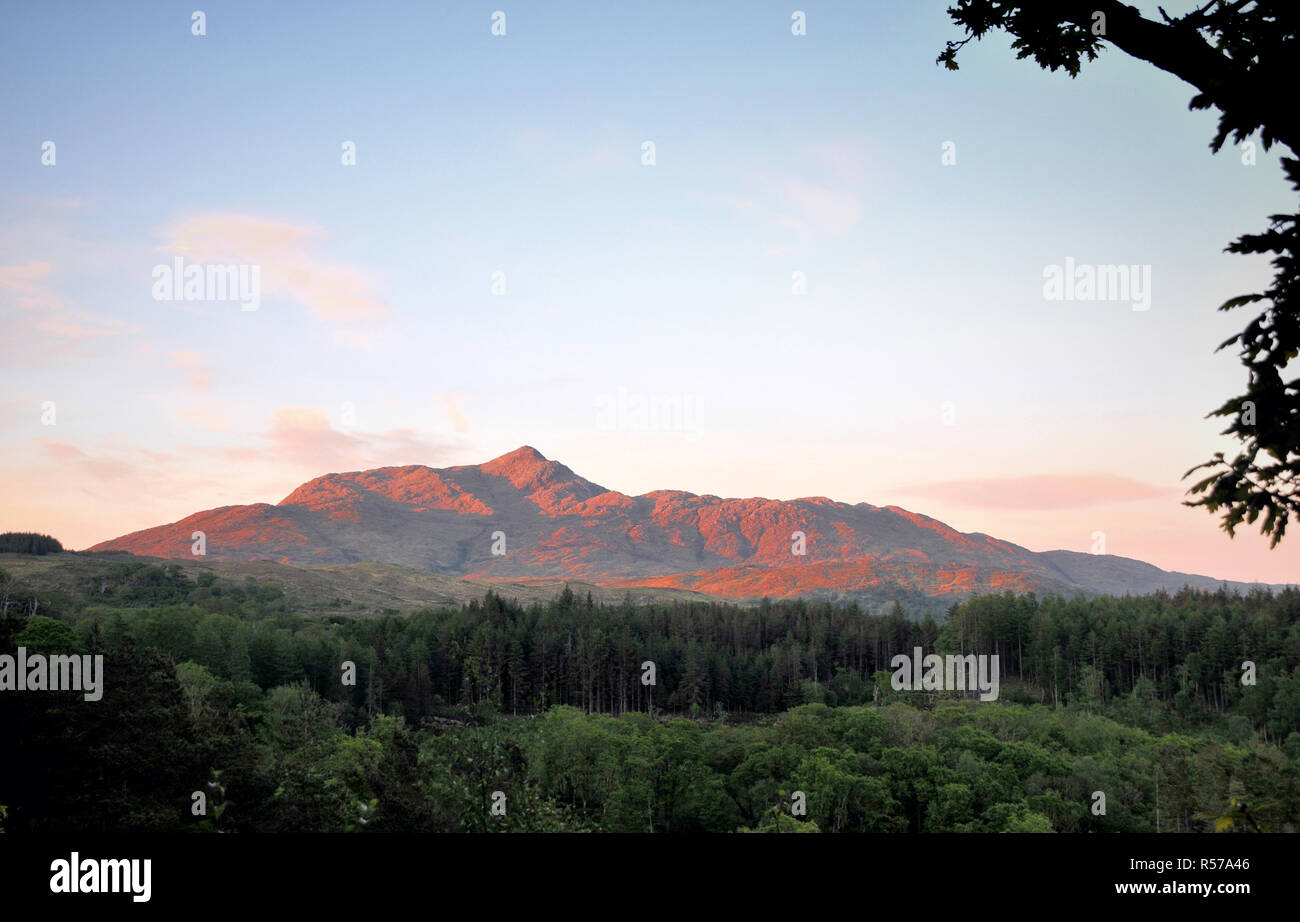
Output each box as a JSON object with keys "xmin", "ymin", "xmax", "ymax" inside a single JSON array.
[
  {"xmin": 37, "ymin": 438, "xmax": 133, "ymax": 480},
  {"xmin": 0, "ymin": 261, "xmax": 123, "ymax": 359},
  {"xmin": 168, "ymin": 350, "xmax": 213, "ymax": 391},
  {"xmin": 571, "ymin": 141, "xmax": 626, "ymax": 170},
  {"xmin": 228, "ymin": 406, "xmax": 454, "ymax": 473},
  {"xmin": 438, "ymin": 394, "xmax": 470, "ymax": 433},
  {"xmin": 0, "ymin": 261, "xmax": 54, "ymax": 296},
  {"xmin": 21, "ymin": 195, "xmax": 90, "ymax": 211},
  {"xmin": 7, "ymin": 437, "xmax": 231, "ymax": 548},
  {"xmin": 511, "ymin": 128, "xmax": 550, "ymax": 152},
  {"xmin": 8, "ymin": 406, "xmax": 464, "ymax": 547},
  {"xmin": 897, "ymin": 474, "xmax": 1176, "ymax": 510},
  {"xmin": 156, "ymin": 214, "xmax": 386, "ymax": 323},
  {"xmin": 175, "ymin": 405, "xmax": 231, "ymax": 431},
  {"xmin": 722, "ymin": 138, "xmax": 870, "ymax": 256},
  {"xmin": 805, "ymin": 139, "xmax": 872, "ymax": 189},
  {"xmin": 779, "ymin": 176, "xmax": 862, "ymax": 238}
]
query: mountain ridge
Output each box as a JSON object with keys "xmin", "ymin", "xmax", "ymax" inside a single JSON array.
[{"xmin": 88, "ymin": 446, "xmax": 1289, "ymax": 610}]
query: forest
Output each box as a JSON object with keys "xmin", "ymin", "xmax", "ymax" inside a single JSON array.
[
  {"xmin": 1, "ymin": 558, "xmax": 1297, "ymax": 833},
  {"xmin": 0, "ymin": 533, "xmax": 63, "ymax": 555}
]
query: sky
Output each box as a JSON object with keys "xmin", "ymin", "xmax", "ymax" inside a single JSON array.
[{"xmin": 1, "ymin": 1, "xmax": 1296, "ymax": 584}]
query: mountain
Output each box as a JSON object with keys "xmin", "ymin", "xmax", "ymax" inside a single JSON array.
[{"xmin": 88, "ymin": 446, "xmax": 1282, "ymax": 611}]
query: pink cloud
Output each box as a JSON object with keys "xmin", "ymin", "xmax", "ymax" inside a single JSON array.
[
  {"xmin": 331, "ymin": 329, "xmax": 381, "ymax": 350},
  {"xmin": 175, "ymin": 405, "xmax": 230, "ymax": 431},
  {"xmin": 25, "ymin": 196, "xmax": 89, "ymax": 211},
  {"xmin": 255, "ymin": 406, "xmax": 454, "ymax": 473},
  {"xmin": 899, "ymin": 474, "xmax": 1175, "ymax": 510},
  {"xmin": 36, "ymin": 438, "xmax": 135, "ymax": 481},
  {"xmin": 156, "ymin": 214, "xmax": 385, "ymax": 323},
  {"xmin": 34, "ymin": 318, "xmax": 117, "ymax": 340},
  {"xmin": 5, "ymin": 439, "xmax": 228, "ymax": 548},
  {"xmin": 438, "ymin": 394, "xmax": 470, "ymax": 433},
  {"xmin": 37, "ymin": 438, "xmax": 87, "ymax": 461},
  {"xmin": 168, "ymin": 350, "xmax": 213, "ymax": 390},
  {"xmin": 5, "ymin": 411, "xmax": 466, "ymax": 549},
  {"xmin": 263, "ymin": 407, "xmax": 363, "ymax": 468},
  {"xmin": 0, "ymin": 262, "xmax": 123, "ymax": 359},
  {"xmin": 0, "ymin": 261, "xmax": 53, "ymax": 295}
]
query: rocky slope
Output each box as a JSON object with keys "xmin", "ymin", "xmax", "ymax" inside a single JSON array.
[{"xmin": 90, "ymin": 446, "xmax": 1279, "ymax": 609}]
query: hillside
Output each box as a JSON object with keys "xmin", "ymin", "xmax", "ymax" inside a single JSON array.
[{"xmin": 87, "ymin": 446, "xmax": 1286, "ymax": 610}]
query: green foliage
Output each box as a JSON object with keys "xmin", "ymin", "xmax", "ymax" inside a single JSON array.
[
  {"xmin": 84, "ymin": 562, "xmax": 207, "ymax": 607},
  {"xmin": 2, "ymin": 559, "xmax": 1299, "ymax": 833},
  {"xmin": 14, "ymin": 615, "xmax": 84, "ymax": 654},
  {"xmin": 1185, "ymin": 156, "xmax": 1300, "ymax": 546},
  {"xmin": 738, "ymin": 803, "xmax": 820, "ymax": 833},
  {"xmin": 940, "ymin": 1, "xmax": 1300, "ymax": 545},
  {"xmin": 195, "ymin": 769, "xmax": 232, "ymax": 832}
]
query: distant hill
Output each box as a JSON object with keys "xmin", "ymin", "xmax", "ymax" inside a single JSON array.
[
  {"xmin": 0, "ymin": 551, "xmax": 711, "ymax": 617},
  {"xmin": 88, "ymin": 446, "xmax": 1290, "ymax": 611}
]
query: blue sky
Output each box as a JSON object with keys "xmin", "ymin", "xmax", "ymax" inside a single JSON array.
[{"xmin": 1, "ymin": 1, "xmax": 1296, "ymax": 583}]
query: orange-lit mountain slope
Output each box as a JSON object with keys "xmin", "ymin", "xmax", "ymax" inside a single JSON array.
[{"xmin": 90, "ymin": 446, "xmax": 1268, "ymax": 609}]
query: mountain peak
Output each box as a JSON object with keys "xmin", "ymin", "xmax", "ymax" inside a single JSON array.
[
  {"xmin": 479, "ymin": 446, "xmax": 557, "ymax": 485},
  {"xmin": 471, "ymin": 445, "xmax": 611, "ymax": 513},
  {"xmin": 490, "ymin": 445, "xmax": 547, "ymax": 465},
  {"xmin": 89, "ymin": 448, "xmax": 1276, "ymax": 609}
]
